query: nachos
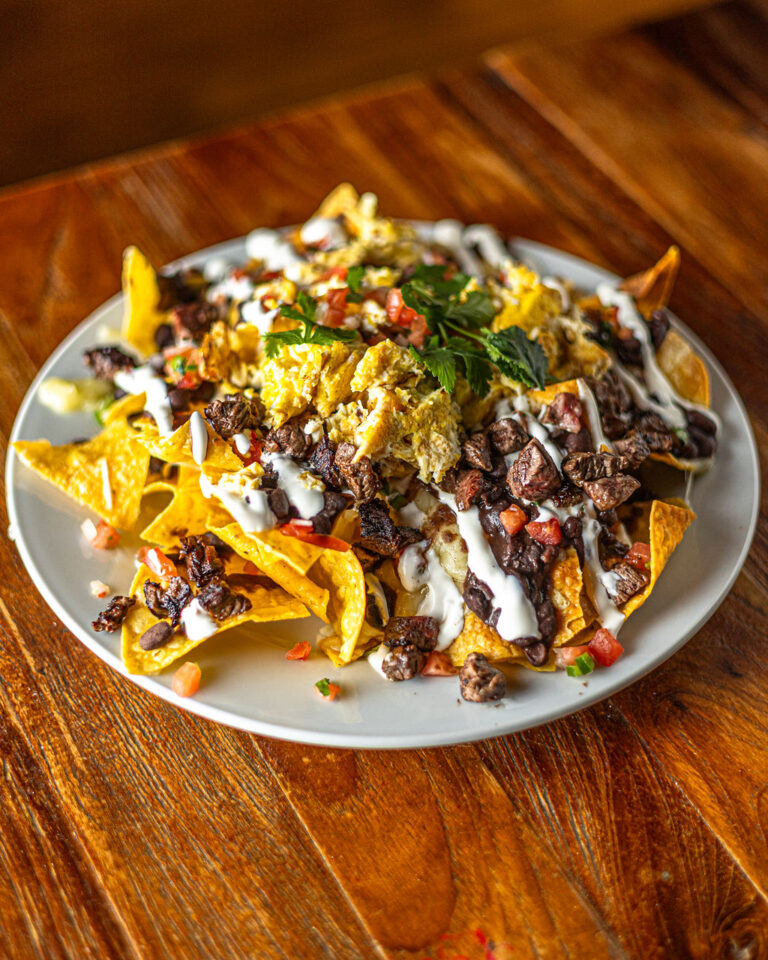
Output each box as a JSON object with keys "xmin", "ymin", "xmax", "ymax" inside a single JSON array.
[{"xmin": 14, "ymin": 185, "xmax": 718, "ymax": 702}]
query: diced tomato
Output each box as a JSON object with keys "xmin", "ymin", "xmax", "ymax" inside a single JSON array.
[
  {"xmin": 554, "ymin": 645, "xmax": 590, "ymax": 669},
  {"xmin": 421, "ymin": 651, "xmax": 457, "ymax": 676},
  {"xmin": 314, "ymin": 679, "xmax": 340, "ymax": 701},
  {"xmin": 164, "ymin": 345, "xmax": 201, "ymax": 386},
  {"xmin": 588, "ymin": 628, "xmax": 624, "ymax": 667},
  {"xmin": 137, "ymin": 546, "xmax": 177, "ymax": 580},
  {"xmin": 172, "ymin": 662, "xmax": 201, "ymax": 697},
  {"xmin": 82, "ymin": 518, "xmax": 121, "ymax": 550},
  {"xmin": 324, "ymin": 287, "xmax": 348, "ymax": 327},
  {"xmin": 232, "ymin": 432, "xmax": 263, "ymax": 466},
  {"xmin": 243, "ymin": 560, "xmax": 261, "ymax": 576},
  {"xmin": 280, "ymin": 520, "xmax": 350, "ymax": 552},
  {"xmin": 385, "ymin": 287, "xmax": 424, "ymax": 329},
  {"xmin": 625, "ymin": 541, "xmax": 651, "ymax": 571},
  {"xmin": 407, "ymin": 312, "xmax": 431, "ymax": 349},
  {"xmin": 286, "ymin": 641, "xmax": 311, "ymax": 661},
  {"xmin": 500, "ymin": 504, "xmax": 527, "ymax": 537},
  {"xmin": 317, "ymin": 266, "xmax": 348, "ymax": 282},
  {"xmin": 525, "ymin": 518, "xmax": 562, "ymax": 546},
  {"xmin": 89, "ymin": 579, "xmax": 111, "ymax": 599}
]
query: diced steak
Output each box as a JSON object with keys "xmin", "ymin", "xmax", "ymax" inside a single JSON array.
[
  {"xmin": 507, "ymin": 440, "xmax": 561, "ymax": 501},
  {"xmin": 179, "ymin": 535, "xmax": 224, "ymax": 588},
  {"xmin": 83, "ymin": 346, "xmax": 137, "ymax": 380},
  {"xmin": 171, "ymin": 301, "xmax": 220, "ymax": 339},
  {"xmin": 610, "ymin": 560, "xmax": 651, "ymax": 606},
  {"xmin": 381, "ymin": 646, "xmax": 425, "ymax": 681},
  {"xmin": 309, "ymin": 491, "xmax": 348, "ymax": 535},
  {"xmin": 383, "ymin": 616, "xmax": 439, "ymax": 652},
  {"xmin": 264, "ymin": 420, "xmax": 312, "ymax": 459},
  {"xmin": 462, "ymin": 432, "xmax": 493, "ymax": 471},
  {"xmin": 358, "ymin": 499, "xmax": 422, "ymax": 557},
  {"xmin": 204, "ymin": 394, "xmax": 264, "ymax": 439},
  {"xmin": 197, "ymin": 580, "xmax": 252, "ymax": 621},
  {"xmin": 334, "ymin": 442, "xmax": 381, "ymax": 501},
  {"xmin": 455, "ymin": 469, "xmax": 490, "ymax": 512},
  {"xmin": 459, "ymin": 652, "xmax": 506, "ymax": 702},
  {"xmin": 582, "ymin": 475, "xmax": 640, "ymax": 511},
  {"xmin": 562, "ymin": 451, "xmax": 630, "ymax": 485},
  {"xmin": 309, "ymin": 436, "xmax": 341, "ymax": 488},
  {"xmin": 613, "ymin": 433, "xmax": 651, "ymax": 468},
  {"xmin": 143, "ymin": 577, "xmax": 192, "ymax": 627},
  {"xmin": 541, "ymin": 392, "xmax": 583, "ymax": 433},
  {"xmin": 488, "ymin": 417, "xmax": 529, "ymax": 455},
  {"xmin": 628, "ymin": 412, "xmax": 676, "ymax": 453},
  {"xmin": 92, "ymin": 595, "xmax": 135, "ymax": 632}
]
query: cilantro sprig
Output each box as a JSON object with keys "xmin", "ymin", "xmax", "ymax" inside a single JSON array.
[
  {"xmin": 263, "ymin": 291, "xmax": 359, "ymax": 359},
  {"xmin": 401, "ymin": 265, "xmax": 550, "ymax": 395}
]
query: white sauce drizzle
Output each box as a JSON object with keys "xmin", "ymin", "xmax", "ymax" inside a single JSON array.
[
  {"xmin": 438, "ymin": 492, "xmax": 539, "ymax": 642},
  {"xmin": 367, "ymin": 644, "xmax": 388, "ymax": 678},
  {"xmin": 529, "ymin": 414, "xmax": 565, "ymax": 468},
  {"xmin": 431, "ymin": 220, "xmax": 482, "ymax": 275},
  {"xmin": 597, "ymin": 284, "xmax": 721, "ymax": 440},
  {"xmin": 100, "ymin": 460, "xmax": 112, "ymax": 511},
  {"xmin": 462, "ymin": 224, "xmax": 508, "ymax": 268},
  {"xmin": 244, "ymin": 228, "xmax": 301, "ymax": 272},
  {"xmin": 114, "ymin": 365, "xmax": 173, "ymax": 436},
  {"xmin": 262, "ymin": 451, "xmax": 325, "ymax": 520},
  {"xmin": 203, "ymin": 256, "xmax": 230, "ymax": 282},
  {"xmin": 240, "ymin": 298, "xmax": 279, "ymax": 333},
  {"xmin": 181, "ymin": 598, "xmax": 218, "ymax": 642},
  {"xmin": 233, "ymin": 431, "xmax": 252, "ymax": 456},
  {"xmin": 397, "ymin": 543, "xmax": 465, "ymax": 650},
  {"xmin": 199, "ymin": 474, "xmax": 276, "ymax": 533},
  {"xmin": 189, "ymin": 411, "xmax": 208, "ymax": 465},
  {"xmin": 582, "ymin": 505, "xmax": 626, "ymax": 635},
  {"xmin": 542, "ymin": 275, "xmax": 570, "ymax": 311},
  {"xmin": 398, "ymin": 501, "xmax": 426, "ymax": 531},
  {"xmin": 577, "ymin": 378, "xmax": 613, "ymax": 453},
  {"xmin": 299, "ymin": 217, "xmax": 347, "ymax": 250},
  {"xmin": 206, "ymin": 272, "xmax": 255, "ymax": 303}
]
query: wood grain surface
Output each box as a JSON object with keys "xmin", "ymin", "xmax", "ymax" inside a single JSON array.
[{"xmin": 1, "ymin": 3, "xmax": 766, "ymax": 958}]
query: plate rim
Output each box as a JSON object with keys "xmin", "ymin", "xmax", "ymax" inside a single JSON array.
[{"xmin": 5, "ymin": 233, "xmax": 761, "ymax": 748}]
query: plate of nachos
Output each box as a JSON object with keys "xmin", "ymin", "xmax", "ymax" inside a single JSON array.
[{"xmin": 6, "ymin": 184, "xmax": 759, "ymax": 747}]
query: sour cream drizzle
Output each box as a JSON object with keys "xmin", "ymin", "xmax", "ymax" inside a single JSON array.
[
  {"xmin": 181, "ymin": 598, "xmax": 218, "ymax": 642},
  {"xmin": 114, "ymin": 365, "xmax": 173, "ymax": 436},
  {"xmin": 582, "ymin": 504, "xmax": 626, "ymax": 635},
  {"xmin": 577, "ymin": 378, "xmax": 613, "ymax": 453},
  {"xmin": 245, "ymin": 228, "xmax": 301, "ymax": 272},
  {"xmin": 199, "ymin": 474, "xmax": 275, "ymax": 533},
  {"xmin": 431, "ymin": 220, "xmax": 482, "ymax": 275},
  {"xmin": 100, "ymin": 460, "xmax": 112, "ymax": 511},
  {"xmin": 206, "ymin": 272, "xmax": 255, "ymax": 303},
  {"xmin": 262, "ymin": 451, "xmax": 324, "ymax": 520},
  {"xmin": 240, "ymin": 298, "xmax": 279, "ymax": 334},
  {"xmin": 462, "ymin": 224, "xmax": 509, "ymax": 268},
  {"xmin": 438, "ymin": 492, "xmax": 539, "ymax": 642},
  {"xmin": 233, "ymin": 431, "xmax": 252, "ymax": 456},
  {"xmin": 397, "ymin": 542, "xmax": 465, "ymax": 649},
  {"xmin": 189, "ymin": 411, "xmax": 208, "ymax": 465},
  {"xmin": 299, "ymin": 217, "xmax": 347, "ymax": 250},
  {"xmin": 597, "ymin": 284, "xmax": 721, "ymax": 440}
]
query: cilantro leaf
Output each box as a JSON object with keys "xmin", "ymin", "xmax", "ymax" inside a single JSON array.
[
  {"xmin": 445, "ymin": 289, "xmax": 497, "ymax": 329},
  {"xmin": 482, "ymin": 327, "xmax": 550, "ymax": 389},
  {"xmin": 346, "ymin": 265, "xmax": 365, "ymax": 294},
  {"xmin": 263, "ymin": 294, "xmax": 359, "ymax": 358},
  {"xmin": 409, "ymin": 338, "xmax": 457, "ymax": 394}
]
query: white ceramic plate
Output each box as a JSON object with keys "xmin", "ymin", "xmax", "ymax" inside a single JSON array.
[{"xmin": 6, "ymin": 234, "xmax": 760, "ymax": 748}]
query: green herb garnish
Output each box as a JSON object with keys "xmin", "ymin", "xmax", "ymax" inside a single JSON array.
[
  {"xmin": 93, "ymin": 393, "xmax": 116, "ymax": 427},
  {"xmin": 566, "ymin": 653, "xmax": 596, "ymax": 677},
  {"xmin": 315, "ymin": 678, "xmax": 331, "ymax": 697},
  {"xmin": 263, "ymin": 291, "xmax": 359, "ymax": 358},
  {"xmin": 401, "ymin": 265, "xmax": 550, "ymax": 396},
  {"xmin": 345, "ymin": 265, "xmax": 365, "ymax": 303}
]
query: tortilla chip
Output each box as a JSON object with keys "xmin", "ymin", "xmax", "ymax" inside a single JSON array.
[
  {"xmin": 139, "ymin": 472, "xmax": 211, "ymax": 548},
  {"xmin": 13, "ymin": 419, "xmax": 150, "ymax": 529},
  {"xmin": 310, "ymin": 548, "xmax": 367, "ymax": 663},
  {"xmin": 620, "ymin": 246, "xmax": 680, "ymax": 317},
  {"xmin": 619, "ymin": 499, "xmax": 695, "ymax": 618},
  {"xmin": 318, "ymin": 623, "xmax": 381, "ymax": 668},
  {"xmin": 446, "ymin": 613, "xmax": 526, "ymax": 667},
  {"xmin": 122, "ymin": 565, "xmax": 309, "ymax": 674},
  {"xmin": 122, "ymin": 246, "xmax": 166, "ymax": 358},
  {"xmin": 135, "ymin": 418, "xmax": 243, "ymax": 471},
  {"xmin": 209, "ymin": 522, "xmax": 330, "ymax": 621},
  {"xmin": 527, "ymin": 378, "xmax": 580, "ymax": 410},
  {"xmin": 313, "ymin": 183, "xmax": 360, "ymax": 221},
  {"xmin": 103, "ymin": 392, "xmax": 148, "ymax": 425},
  {"xmin": 551, "ymin": 547, "xmax": 588, "ymax": 645},
  {"xmin": 656, "ymin": 329, "xmax": 710, "ymax": 407}
]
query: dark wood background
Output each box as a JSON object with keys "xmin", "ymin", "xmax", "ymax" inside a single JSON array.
[
  {"xmin": 1, "ymin": 2, "xmax": 767, "ymax": 957},
  {"xmin": 1, "ymin": 0, "xmax": 716, "ymax": 186}
]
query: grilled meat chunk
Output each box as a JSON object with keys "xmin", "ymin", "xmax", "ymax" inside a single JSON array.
[
  {"xmin": 358, "ymin": 499, "xmax": 421, "ymax": 557},
  {"xmin": 383, "ymin": 616, "xmax": 439, "ymax": 652},
  {"xmin": 507, "ymin": 440, "xmax": 561, "ymax": 502},
  {"xmin": 459, "ymin": 652, "xmax": 506, "ymax": 702},
  {"xmin": 541, "ymin": 392, "xmax": 583, "ymax": 433},
  {"xmin": 582, "ymin": 475, "xmax": 641, "ymax": 511},
  {"xmin": 610, "ymin": 560, "xmax": 651, "ymax": 606},
  {"xmin": 92, "ymin": 595, "xmax": 135, "ymax": 632},
  {"xmin": 382, "ymin": 646, "xmax": 425, "ymax": 681},
  {"xmin": 143, "ymin": 577, "xmax": 192, "ymax": 627},
  {"xmin": 197, "ymin": 580, "xmax": 252, "ymax": 621},
  {"xmin": 462, "ymin": 432, "xmax": 493, "ymax": 471},
  {"xmin": 83, "ymin": 346, "xmax": 137, "ymax": 380},
  {"xmin": 562, "ymin": 451, "xmax": 630, "ymax": 485},
  {"xmin": 488, "ymin": 418, "xmax": 529, "ymax": 455},
  {"xmin": 334, "ymin": 442, "xmax": 381, "ymax": 502},
  {"xmin": 204, "ymin": 394, "xmax": 264, "ymax": 440}
]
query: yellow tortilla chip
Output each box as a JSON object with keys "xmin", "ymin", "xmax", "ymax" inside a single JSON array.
[
  {"xmin": 656, "ymin": 329, "xmax": 710, "ymax": 407},
  {"xmin": 446, "ymin": 613, "xmax": 527, "ymax": 668},
  {"xmin": 310, "ymin": 548, "xmax": 366, "ymax": 663},
  {"xmin": 122, "ymin": 565, "xmax": 309, "ymax": 674},
  {"xmin": 122, "ymin": 246, "xmax": 167, "ymax": 358},
  {"xmin": 13, "ymin": 419, "xmax": 150, "ymax": 529},
  {"xmin": 318, "ymin": 623, "xmax": 381, "ymax": 668},
  {"xmin": 619, "ymin": 499, "xmax": 695, "ymax": 618},
  {"xmin": 209, "ymin": 522, "xmax": 330, "ymax": 621},
  {"xmin": 139, "ymin": 473, "xmax": 211, "ymax": 548},
  {"xmin": 620, "ymin": 246, "xmax": 680, "ymax": 317},
  {"xmin": 527, "ymin": 378, "xmax": 580, "ymax": 409},
  {"xmin": 312, "ymin": 182, "xmax": 360, "ymax": 221},
  {"xmin": 135, "ymin": 418, "xmax": 243, "ymax": 471},
  {"xmin": 103, "ymin": 391, "xmax": 148, "ymax": 425}
]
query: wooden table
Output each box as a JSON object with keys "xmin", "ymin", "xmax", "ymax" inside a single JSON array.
[{"xmin": 1, "ymin": 3, "xmax": 766, "ymax": 957}]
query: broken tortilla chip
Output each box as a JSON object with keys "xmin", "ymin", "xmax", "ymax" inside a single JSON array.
[
  {"xmin": 209, "ymin": 522, "xmax": 330, "ymax": 622},
  {"xmin": 620, "ymin": 246, "xmax": 680, "ymax": 318},
  {"xmin": 14, "ymin": 419, "xmax": 150, "ymax": 529},
  {"xmin": 121, "ymin": 564, "xmax": 309, "ymax": 674},
  {"xmin": 122, "ymin": 246, "xmax": 167, "ymax": 358},
  {"xmin": 656, "ymin": 329, "xmax": 710, "ymax": 407},
  {"xmin": 140, "ymin": 470, "xmax": 211, "ymax": 548},
  {"xmin": 310, "ymin": 548, "xmax": 367, "ymax": 663},
  {"xmin": 135, "ymin": 418, "xmax": 243, "ymax": 472}
]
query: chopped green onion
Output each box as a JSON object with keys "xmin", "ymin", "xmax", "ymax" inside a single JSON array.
[
  {"xmin": 94, "ymin": 394, "xmax": 116, "ymax": 427},
  {"xmin": 169, "ymin": 355, "xmax": 186, "ymax": 376},
  {"xmin": 315, "ymin": 678, "xmax": 331, "ymax": 697},
  {"xmin": 566, "ymin": 653, "xmax": 596, "ymax": 677}
]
